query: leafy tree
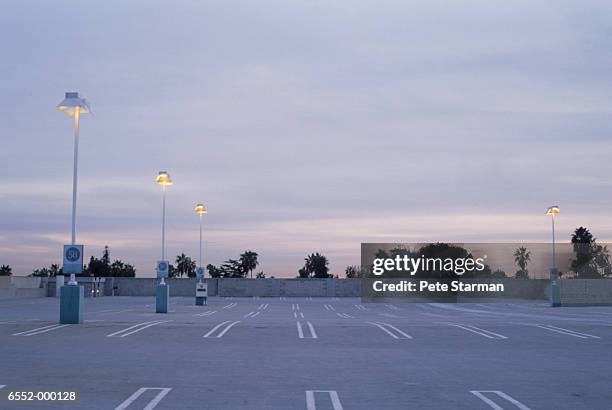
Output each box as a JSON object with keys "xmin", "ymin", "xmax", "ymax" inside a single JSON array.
[
  {"xmin": 301, "ymin": 253, "xmax": 330, "ymax": 278},
  {"xmin": 220, "ymin": 259, "xmax": 246, "ymax": 278},
  {"xmin": 0, "ymin": 265, "xmax": 12, "ymax": 276},
  {"xmin": 49, "ymin": 264, "xmax": 61, "ymax": 277},
  {"xmin": 175, "ymin": 253, "xmax": 196, "ymax": 278},
  {"xmin": 513, "ymin": 246, "xmax": 531, "ymax": 279},
  {"xmin": 31, "ymin": 267, "xmax": 50, "ymax": 277},
  {"xmin": 206, "ymin": 264, "xmax": 223, "ymax": 278},
  {"xmin": 255, "ymin": 271, "xmax": 266, "ymax": 279},
  {"xmin": 298, "ymin": 267, "xmax": 309, "ymax": 278},
  {"xmin": 491, "ymin": 269, "xmax": 507, "ymax": 278},
  {"xmin": 109, "ymin": 260, "xmax": 136, "ymax": 277},
  {"xmin": 570, "ymin": 227, "xmax": 611, "ymax": 278},
  {"xmin": 240, "ymin": 251, "xmax": 259, "ymax": 278},
  {"xmin": 345, "ymin": 265, "xmax": 360, "ymax": 278}
]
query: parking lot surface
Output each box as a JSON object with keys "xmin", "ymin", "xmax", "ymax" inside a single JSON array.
[{"xmin": 1, "ymin": 296, "xmax": 611, "ymax": 409}]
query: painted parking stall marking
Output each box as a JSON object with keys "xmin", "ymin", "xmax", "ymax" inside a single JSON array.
[
  {"xmin": 535, "ymin": 324, "xmax": 601, "ymax": 339},
  {"xmin": 447, "ymin": 323, "xmax": 508, "ymax": 339},
  {"xmin": 336, "ymin": 313, "xmax": 355, "ymax": 319},
  {"xmin": 305, "ymin": 390, "xmax": 343, "ymax": 410},
  {"xmin": 193, "ymin": 310, "xmax": 217, "ymax": 317},
  {"xmin": 297, "ymin": 321, "xmax": 318, "ymax": 339},
  {"xmin": 355, "ymin": 304, "xmax": 368, "ymax": 311},
  {"xmin": 12, "ymin": 324, "xmax": 70, "ymax": 336},
  {"xmin": 470, "ymin": 390, "xmax": 532, "ymax": 410},
  {"xmin": 323, "ymin": 304, "xmax": 335, "ymax": 311},
  {"xmin": 258, "ymin": 303, "xmax": 269, "ymax": 310},
  {"xmin": 115, "ymin": 387, "xmax": 172, "ymax": 410},
  {"xmin": 244, "ymin": 311, "xmax": 261, "ymax": 318},
  {"xmin": 107, "ymin": 321, "xmax": 171, "ymax": 338},
  {"xmin": 203, "ymin": 321, "xmax": 241, "ymax": 338},
  {"xmin": 367, "ymin": 322, "xmax": 412, "ymax": 339},
  {"xmin": 385, "ymin": 304, "xmax": 401, "ymax": 311},
  {"xmin": 222, "ymin": 302, "xmax": 237, "ymax": 309}
]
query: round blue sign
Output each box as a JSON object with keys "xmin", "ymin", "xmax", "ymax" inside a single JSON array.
[
  {"xmin": 157, "ymin": 261, "xmax": 168, "ymax": 271},
  {"xmin": 65, "ymin": 246, "xmax": 81, "ymax": 262}
]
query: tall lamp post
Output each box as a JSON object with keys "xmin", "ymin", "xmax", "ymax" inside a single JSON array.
[
  {"xmin": 155, "ymin": 171, "xmax": 173, "ymax": 313},
  {"xmin": 195, "ymin": 204, "xmax": 207, "ymax": 275},
  {"xmin": 194, "ymin": 204, "xmax": 208, "ymax": 306},
  {"xmin": 57, "ymin": 92, "xmax": 90, "ymax": 324},
  {"xmin": 546, "ymin": 205, "xmax": 561, "ymax": 307}
]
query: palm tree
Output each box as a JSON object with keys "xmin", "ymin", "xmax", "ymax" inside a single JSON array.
[
  {"xmin": 0, "ymin": 264, "xmax": 12, "ymax": 276},
  {"xmin": 175, "ymin": 253, "xmax": 196, "ymax": 278},
  {"xmin": 240, "ymin": 251, "xmax": 259, "ymax": 279},
  {"xmin": 304, "ymin": 253, "xmax": 330, "ymax": 278},
  {"xmin": 513, "ymin": 246, "xmax": 531, "ymax": 279}
]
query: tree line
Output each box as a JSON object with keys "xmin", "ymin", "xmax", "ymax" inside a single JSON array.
[{"xmin": 2, "ymin": 226, "xmax": 609, "ymax": 279}]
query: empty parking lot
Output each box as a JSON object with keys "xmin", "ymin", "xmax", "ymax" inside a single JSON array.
[{"xmin": 1, "ymin": 296, "xmax": 611, "ymax": 409}]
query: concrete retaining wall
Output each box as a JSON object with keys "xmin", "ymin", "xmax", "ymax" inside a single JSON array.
[
  {"xmin": 0, "ymin": 276, "xmax": 46, "ymax": 298},
  {"xmin": 559, "ymin": 279, "xmax": 612, "ymax": 306},
  {"xmin": 62, "ymin": 277, "xmax": 363, "ymax": 297}
]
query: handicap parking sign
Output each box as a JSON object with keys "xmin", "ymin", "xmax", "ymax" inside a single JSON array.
[
  {"xmin": 63, "ymin": 245, "xmax": 84, "ymax": 274},
  {"xmin": 157, "ymin": 260, "xmax": 169, "ymax": 278},
  {"xmin": 196, "ymin": 267, "xmax": 204, "ymax": 279}
]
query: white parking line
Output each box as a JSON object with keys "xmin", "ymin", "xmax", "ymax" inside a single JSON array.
[
  {"xmin": 470, "ymin": 390, "xmax": 532, "ymax": 410},
  {"xmin": 385, "ymin": 304, "xmax": 401, "ymax": 311},
  {"xmin": 204, "ymin": 321, "xmax": 240, "ymax": 338},
  {"xmin": 535, "ymin": 324, "xmax": 600, "ymax": 339},
  {"xmin": 115, "ymin": 387, "xmax": 172, "ymax": 410},
  {"xmin": 297, "ymin": 321, "xmax": 318, "ymax": 339},
  {"xmin": 448, "ymin": 324, "xmax": 508, "ymax": 339},
  {"xmin": 323, "ymin": 304, "xmax": 335, "ymax": 311},
  {"xmin": 0, "ymin": 385, "xmax": 6, "ymax": 389},
  {"xmin": 336, "ymin": 313, "xmax": 355, "ymax": 319},
  {"xmin": 12, "ymin": 324, "xmax": 70, "ymax": 336},
  {"xmin": 244, "ymin": 311, "xmax": 256, "ymax": 318},
  {"xmin": 258, "ymin": 303, "xmax": 269, "ymax": 310},
  {"xmin": 193, "ymin": 310, "xmax": 217, "ymax": 317},
  {"xmin": 355, "ymin": 304, "xmax": 368, "ymax": 311},
  {"xmin": 222, "ymin": 303, "xmax": 237, "ymax": 309},
  {"xmin": 107, "ymin": 321, "xmax": 171, "ymax": 338},
  {"xmin": 305, "ymin": 390, "xmax": 343, "ymax": 410},
  {"xmin": 367, "ymin": 322, "xmax": 412, "ymax": 339},
  {"xmin": 379, "ymin": 313, "xmax": 402, "ymax": 319}
]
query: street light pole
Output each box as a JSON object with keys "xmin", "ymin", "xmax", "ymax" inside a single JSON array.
[
  {"xmin": 546, "ymin": 205, "xmax": 560, "ymax": 273},
  {"xmin": 57, "ymin": 92, "xmax": 90, "ymax": 324},
  {"xmin": 199, "ymin": 212, "xmax": 203, "ymax": 269},
  {"xmin": 194, "ymin": 203, "xmax": 207, "ymax": 278},
  {"xmin": 156, "ymin": 171, "xmax": 173, "ymax": 285},
  {"xmin": 71, "ymin": 107, "xmax": 80, "ymax": 246},
  {"xmin": 162, "ymin": 183, "xmax": 167, "ymax": 261},
  {"xmin": 546, "ymin": 205, "xmax": 561, "ymax": 307}
]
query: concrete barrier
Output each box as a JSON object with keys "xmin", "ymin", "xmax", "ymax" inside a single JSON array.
[
  {"xmin": 46, "ymin": 277, "xmax": 362, "ymax": 297},
  {"xmin": 559, "ymin": 279, "xmax": 612, "ymax": 306},
  {"xmin": 0, "ymin": 276, "xmax": 46, "ymax": 298}
]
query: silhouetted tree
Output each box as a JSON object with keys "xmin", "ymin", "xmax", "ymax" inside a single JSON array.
[
  {"xmin": 240, "ymin": 251, "xmax": 259, "ymax": 278},
  {"xmin": 0, "ymin": 265, "xmax": 12, "ymax": 276},
  {"xmin": 302, "ymin": 253, "xmax": 330, "ymax": 278},
  {"xmin": 206, "ymin": 264, "xmax": 223, "ymax": 278},
  {"xmin": 513, "ymin": 246, "xmax": 531, "ymax": 279},
  {"xmin": 256, "ymin": 271, "xmax": 266, "ymax": 279},
  {"xmin": 175, "ymin": 253, "xmax": 196, "ymax": 278},
  {"xmin": 570, "ymin": 227, "xmax": 611, "ymax": 278}
]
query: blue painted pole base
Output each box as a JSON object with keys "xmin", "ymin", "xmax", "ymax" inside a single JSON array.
[
  {"xmin": 156, "ymin": 284, "xmax": 169, "ymax": 313},
  {"xmin": 550, "ymin": 268, "xmax": 561, "ymax": 307},
  {"xmin": 195, "ymin": 296, "xmax": 205, "ymax": 306},
  {"xmin": 60, "ymin": 285, "xmax": 83, "ymax": 324}
]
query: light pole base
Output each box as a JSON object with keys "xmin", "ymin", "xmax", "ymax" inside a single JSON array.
[
  {"xmin": 60, "ymin": 285, "xmax": 83, "ymax": 324},
  {"xmin": 550, "ymin": 268, "xmax": 561, "ymax": 307},
  {"xmin": 156, "ymin": 283, "xmax": 169, "ymax": 313},
  {"xmin": 195, "ymin": 296, "xmax": 206, "ymax": 306}
]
